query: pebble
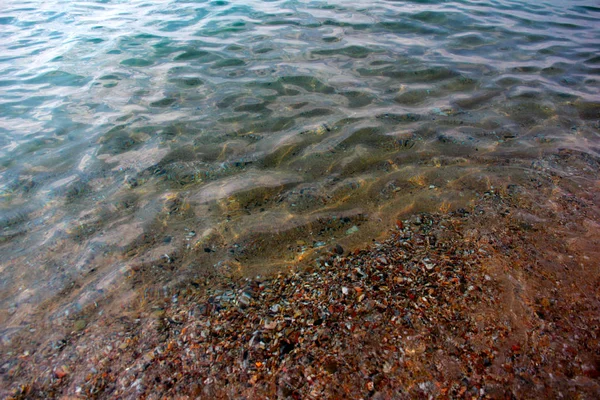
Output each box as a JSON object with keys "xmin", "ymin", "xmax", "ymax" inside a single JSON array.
[
  {"xmin": 346, "ymin": 225, "xmax": 359, "ymax": 235},
  {"xmin": 74, "ymin": 320, "xmax": 87, "ymax": 332},
  {"xmin": 54, "ymin": 366, "xmax": 68, "ymax": 379}
]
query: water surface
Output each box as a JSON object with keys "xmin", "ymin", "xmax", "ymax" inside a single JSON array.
[{"xmin": 1, "ymin": 0, "xmax": 599, "ymax": 330}]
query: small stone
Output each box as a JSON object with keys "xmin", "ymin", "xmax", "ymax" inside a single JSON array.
[
  {"xmin": 346, "ymin": 225, "xmax": 359, "ymax": 235},
  {"xmin": 54, "ymin": 366, "xmax": 68, "ymax": 379},
  {"xmin": 324, "ymin": 360, "xmax": 338, "ymax": 374},
  {"xmin": 383, "ymin": 362, "xmax": 393, "ymax": 373},
  {"xmin": 334, "ymin": 244, "xmax": 344, "ymax": 255},
  {"xmin": 73, "ymin": 320, "xmax": 86, "ymax": 332},
  {"xmin": 143, "ymin": 351, "xmax": 155, "ymax": 362},
  {"xmin": 238, "ymin": 292, "xmax": 252, "ymax": 307},
  {"xmin": 264, "ymin": 321, "xmax": 277, "ymax": 330}
]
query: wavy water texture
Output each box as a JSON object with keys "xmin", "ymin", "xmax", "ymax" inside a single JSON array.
[{"xmin": 0, "ymin": 0, "xmax": 599, "ymax": 334}]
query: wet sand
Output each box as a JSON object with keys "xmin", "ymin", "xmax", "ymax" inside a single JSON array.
[{"xmin": 2, "ymin": 148, "xmax": 600, "ymax": 399}]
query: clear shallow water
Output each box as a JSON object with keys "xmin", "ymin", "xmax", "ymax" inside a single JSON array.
[{"xmin": 0, "ymin": 0, "xmax": 599, "ymax": 328}]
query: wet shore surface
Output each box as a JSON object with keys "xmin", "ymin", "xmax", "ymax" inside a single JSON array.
[{"xmin": 2, "ymin": 148, "xmax": 600, "ymax": 399}]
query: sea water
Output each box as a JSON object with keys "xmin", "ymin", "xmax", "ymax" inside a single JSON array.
[{"xmin": 0, "ymin": 0, "xmax": 599, "ymax": 332}]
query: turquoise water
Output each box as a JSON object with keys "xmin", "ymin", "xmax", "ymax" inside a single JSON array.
[{"xmin": 0, "ymin": 1, "xmax": 599, "ymax": 328}]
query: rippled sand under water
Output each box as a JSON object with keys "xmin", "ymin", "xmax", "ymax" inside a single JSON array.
[{"xmin": 0, "ymin": 0, "xmax": 599, "ymax": 395}]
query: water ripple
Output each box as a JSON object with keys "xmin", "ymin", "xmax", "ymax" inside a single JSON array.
[{"xmin": 0, "ymin": 0, "xmax": 599, "ymax": 328}]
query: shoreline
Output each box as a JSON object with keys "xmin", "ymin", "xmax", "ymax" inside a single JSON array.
[{"xmin": 3, "ymin": 149, "xmax": 600, "ymax": 399}]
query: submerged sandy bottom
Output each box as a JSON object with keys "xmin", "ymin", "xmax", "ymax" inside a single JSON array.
[{"xmin": 2, "ymin": 148, "xmax": 599, "ymax": 399}]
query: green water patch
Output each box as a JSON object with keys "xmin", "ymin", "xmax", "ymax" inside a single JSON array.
[
  {"xmin": 264, "ymin": 19, "xmax": 301, "ymax": 27},
  {"xmin": 24, "ymin": 70, "xmax": 90, "ymax": 87},
  {"xmin": 211, "ymin": 58, "xmax": 245, "ymax": 68},
  {"xmin": 574, "ymin": 101, "xmax": 600, "ymax": 120},
  {"xmin": 158, "ymin": 147, "xmax": 198, "ymax": 165},
  {"xmin": 151, "ymin": 40, "xmax": 188, "ymax": 58},
  {"xmin": 409, "ymin": 11, "xmax": 475, "ymax": 31},
  {"xmin": 338, "ymin": 128, "xmax": 417, "ymax": 157},
  {"xmin": 336, "ymin": 150, "xmax": 398, "ymax": 178},
  {"xmin": 98, "ymin": 74, "xmax": 121, "ymax": 81},
  {"xmin": 452, "ymin": 91, "xmax": 502, "ymax": 110},
  {"xmin": 132, "ymin": 33, "xmax": 162, "ymax": 40},
  {"xmin": 501, "ymin": 100, "xmax": 556, "ymax": 127},
  {"xmin": 383, "ymin": 66, "xmax": 459, "ymax": 83},
  {"xmin": 246, "ymin": 80, "xmax": 302, "ymax": 97},
  {"xmin": 150, "ymin": 98, "xmax": 177, "ymax": 108},
  {"xmin": 216, "ymin": 93, "xmax": 244, "ymax": 109},
  {"xmin": 278, "ymin": 75, "xmax": 335, "ymax": 94},
  {"xmin": 254, "ymin": 47, "xmax": 273, "ymax": 54},
  {"xmin": 201, "ymin": 22, "xmax": 248, "ymax": 36},
  {"xmin": 159, "ymin": 123, "xmax": 207, "ymax": 141},
  {"xmin": 244, "ymin": 117, "xmax": 295, "ymax": 134},
  {"xmin": 85, "ymin": 38, "xmax": 105, "ymax": 44},
  {"xmin": 294, "ymin": 108, "xmax": 334, "ymax": 119},
  {"xmin": 540, "ymin": 64, "xmax": 567, "ymax": 76},
  {"xmin": 121, "ymin": 58, "xmax": 154, "ymax": 67},
  {"xmin": 289, "ymin": 102, "xmax": 309, "ymax": 109},
  {"xmin": 321, "ymin": 19, "xmax": 370, "ymax": 30},
  {"xmin": 168, "ymin": 77, "xmax": 204, "ymax": 87},
  {"xmin": 174, "ymin": 49, "xmax": 211, "ymax": 61},
  {"xmin": 0, "ymin": 17, "xmax": 16, "ymax": 25},
  {"xmin": 312, "ymin": 45, "xmax": 377, "ymax": 59},
  {"xmin": 220, "ymin": 184, "xmax": 293, "ymax": 214},
  {"xmin": 97, "ymin": 126, "xmax": 144, "ymax": 155},
  {"xmin": 338, "ymin": 126, "xmax": 390, "ymax": 149},
  {"xmin": 375, "ymin": 113, "xmax": 421, "ymax": 125},
  {"xmin": 10, "ymin": 136, "xmax": 63, "ymax": 157},
  {"xmin": 234, "ymin": 101, "xmax": 270, "ymax": 113},
  {"xmin": 340, "ymin": 91, "xmax": 373, "ymax": 108},
  {"xmin": 260, "ymin": 143, "xmax": 303, "ymax": 169},
  {"xmin": 448, "ymin": 33, "xmax": 489, "ymax": 49},
  {"xmin": 159, "ymin": 162, "xmax": 207, "ymax": 188},
  {"xmin": 322, "ymin": 36, "xmax": 341, "ymax": 43},
  {"xmin": 394, "ymin": 88, "xmax": 435, "ymax": 106},
  {"xmin": 438, "ymin": 75, "xmax": 478, "ymax": 91},
  {"xmin": 257, "ymin": 124, "xmax": 338, "ymax": 169},
  {"xmin": 494, "ymin": 76, "xmax": 524, "ymax": 88},
  {"xmin": 510, "ymin": 65, "xmax": 541, "ymax": 74},
  {"xmin": 376, "ymin": 20, "xmax": 443, "ymax": 35}
]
